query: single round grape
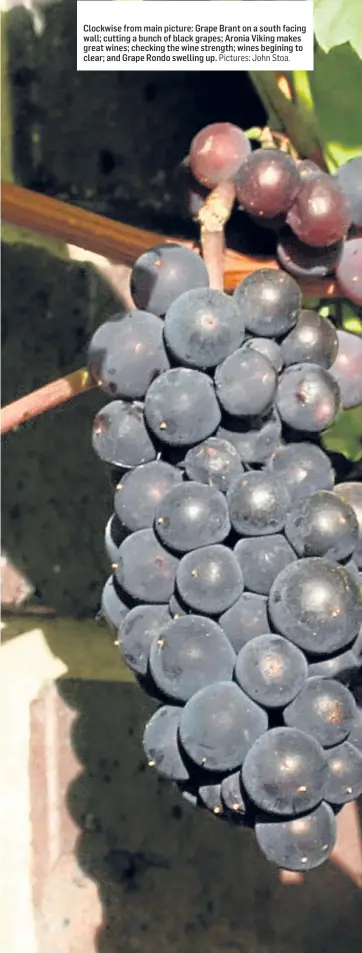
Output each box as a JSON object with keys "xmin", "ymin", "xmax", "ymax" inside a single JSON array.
[
  {"xmin": 92, "ymin": 400, "xmax": 156, "ymax": 468},
  {"xmin": 164, "ymin": 288, "xmax": 245, "ymax": 369},
  {"xmin": 104, "ymin": 513, "xmax": 128, "ymax": 564},
  {"xmin": 218, "ymin": 408, "xmax": 282, "ymax": 465},
  {"xmin": 154, "ymin": 481, "xmax": 230, "ymax": 553},
  {"xmin": 242, "ymin": 337, "xmax": 283, "ymax": 374},
  {"xmin": 115, "ymin": 529, "xmax": 179, "ymax": 604},
  {"xmin": 130, "ymin": 244, "xmax": 209, "ymax": 316},
  {"xmin": 149, "ymin": 614, "xmax": 235, "ymax": 702},
  {"xmin": 142, "ymin": 705, "xmax": 190, "ymax": 782},
  {"xmin": 87, "ymin": 310, "xmax": 170, "ymax": 399},
  {"xmin": 114, "ymin": 461, "xmax": 183, "ymax": 533},
  {"xmin": 144, "ymin": 368, "xmax": 221, "ymax": 447},
  {"xmin": 255, "ymin": 802, "xmax": 336, "ymax": 872},
  {"xmin": 268, "ymin": 558, "xmax": 362, "ymax": 655},
  {"xmin": 233, "ymin": 269, "xmax": 301, "ymax": 338},
  {"xmin": 179, "ymin": 681, "xmax": 268, "ymax": 772},
  {"xmin": 284, "ymin": 677, "xmax": 357, "ymax": 748},
  {"xmin": 277, "ymin": 228, "xmax": 343, "ymax": 279},
  {"xmin": 100, "ymin": 576, "xmax": 129, "ymax": 630},
  {"xmin": 176, "ymin": 544, "xmax": 244, "ymax": 616},
  {"xmin": 329, "ymin": 329, "xmax": 362, "ymax": 409},
  {"xmin": 189, "ymin": 122, "xmax": 251, "ymax": 189},
  {"xmin": 286, "ymin": 174, "xmax": 351, "ymax": 247},
  {"xmin": 275, "ymin": 364, "xmax": 341, "ymax": 432},
  {"xmin": 308, "ymin": 647, "xmax": 360, "ymax": 682},
  {"xmin": 234, "ymin": 535, "xmax": 297, "ymax": 597},
  {"xmin": 337, "ymin": 156, "xmax": 362, "ymax": 228},
  {"xmin": 242, "ymin": 726, "xmax": 328, "ymax": 815},
  {"xmin": 118, "ymin": 603, "xmax": 170, "ymax": 676},
  {"xmin": 267, "ymin": 442, "xmax": 335, "ymax": 503},
  {"xmin": 335, "ymin": 238, "xmax": 362, "ymax": 306},
  {"xmin": 235, "ymin": 149, "xmax": 301, "ymax": 218},
  {"xmin": 280, "ymin": 310, "xmax": 338, "ymax": 370},
  {"xmin": 221, "ymin": 772, "xmax": 247, "ymax": 816},
  {"xmin": 324, "ymin": 741, "xmax": 362, "ymax": 804},
  {"xmin": 332, "ymin": 483, "xmax": 362, "ymax": 568},
  {"xmin": 227, "ymin": 471, "xmax": 290, "ymax": 536},
  {"xmin": 184, "ymin": 437, "xmax": 243, "ymax": 493},
  {"xmin": 198, "ymin": 783, "xmax": 224, "ymax": 816},
  {"xmin": 215, "ymin": 348, "xmax": 276, "ymax": 417},
  {"xmin": 219, "ymin": 593, "xmax": 271, "ymax": 654},
  {"xmin": 285, "ymin": 491, "xmax": 359, "ymax": 561},
  {"xmin": 235, "ymin": 635, "xmax": 308, "ymax": 709}
]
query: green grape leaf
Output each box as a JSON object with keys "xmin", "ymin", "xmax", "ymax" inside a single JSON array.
[
  {"xmin": 322, "ymin": 407, "xmax": 362, "ymax": 462},
  {"xmin": 314, "ymin": 0, "xmax": 362, "ymax": 59},
  {"xmin": 309, "ymin": 44, "xmax": 362, "ymax": 170}
]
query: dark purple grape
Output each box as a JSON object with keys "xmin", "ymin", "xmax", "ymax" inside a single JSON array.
[
  {"xmin": 164, "ymin": 288, "xmax": 245, "ymax": 369},
  {"xmin": 176, "ymin": 544, "xmax": 244, "ymax": 616},
  {"xmin": 286, "ymin": 174, "xmax": 351, "ymax": 247},
  {"xmin": 114, "ymin": 529, "xmax": 179, "ymax": 604},
  {"xmin": 324, "ymin": 741, "xmax": 362, "ymax": 804},
  {"xmin": 221, "ymin": 772, "xmax": 247, "ymax": 816},
  {"xmin": 308, "ymin": 648, "xmax": 360, "ymax": 683},
  {"xmin": 268, "ymin": 558, "xmax": 362, "ymax": 655},
  {"xmin": 234, "ymin": 535, "xmax": 297, "ymax": 596},
  {"xmin": 130, "ymin": 244, "xmax": 209, "ymax": 316},
  {"xmin": 284, "ymin": 677, "xmax": 357, "ymax": 748},
  {"xmin": 233, "ymin": 269, "xmax": 301, "ymax": 338},
  {"xmin": 235, "ymin": 149, "xmax": 301, "ymax": 218},
  {"xmin": 142, "ymin": 705, "xmax": 190, "ymax": 782},
  {"xmin": 275, "ymin": 364, "xmax": 341, "ymax": 432},
  {"xmin": 149, "ymin": 614, "xmax": 235, "ymax": 702},
  {"xmin": 198, "ymin": 783, "xmax": 224, "ymax": 816},
  {"xmin": 280, "ymin": 310, "xmax": 338, "ymax": 369},
  {"xmin": 154, "ymin": 481, "xmax": 230, "ymax": 553},
  {"xmin": 114, "ymin": 461, "xmax": 183, "ymax": 533},
  {"xmin": 218, "ymin": 407, "xmax": 282, "ymax": 465},
  {"xmin": 144, "ymin": 368, "xmax": 221, "ymax": 447},
  {"xmin": 184, "ymin": 437, "xmax": 243, "ymax": 493},
  {"xmin": 118, "ymin": 603, "xmax": 170, "ymax": 676},
  {"xmin": 332, "ymin": 483, "xmax": 362, "ymax": 568},
  {"xmin": 189, "ymin": 122, "xmax": 251, "ymax": 189},
  {"xmin": 329, "ymin": 329, "xmax": 362, "ymax": 409},
  {"xmin": 92, "ymin": 401, "xmax": 156, "ymax": 468},
  {"xmin": 242, "ymin": 337, "xmax": 283, "ymax": 374},
  {"xmin": 100, "ymin": 576, "xmax": 129, "ymax": 630},
  {"xmin": 336, "ymin": 157, "xmax": 362, "ymax": 228},
  {"xmin": 277, "ymin": 228, "xmax": 343, "ymax": 279},
  {"xmin": 235, "ymin": 634, "xmax": 308, "ymax": 709},
  {"xmin": 335, "ymin": 238, "xmax": 362, "ymax": 306},
  {"xmin": 242, "ymin": 727, "xmax": 328, "ymax": 815},
  {"xmin": 179, "ymin": 681, "xmax": 268, "ymax": 772},
  {"xmin": 87, "ymin": 310, "xmax": 170, "ymax": 400},
  {"xmin": 226, "ymin": 472, "xmax": 290, "ymax": 536},
  {"xmin": 104, "ymin": 513, "xmax": 128, "ymax": 564},
  {"xmin": 215, "ymin": 348, "xmax": 276, "ymax": 417},
  {"xmin": 255, "ymin": 802, "xmax": 336, "ymax": 871},
  {"xmin": 267, "ymin": 442, "xmax": 335, "ymax": 503},
  {"xmin": 219, "ymin": 593, "xmax": 271, "ymax": 653},
  {"xmin": 285, "ymin": 490, "xmax": 359, "ymax": 561}
]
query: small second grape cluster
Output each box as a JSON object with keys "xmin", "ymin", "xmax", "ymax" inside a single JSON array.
[{"xmin": 88, "ymin": 125, "xmax": 362, "ymax": 877}]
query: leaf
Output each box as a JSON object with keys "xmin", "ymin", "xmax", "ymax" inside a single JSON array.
[
  {"xmin": 314, "ymin": 0, "xmax": 362, "ymax": 59},
  {"xmin": 322, "ymin": 407, "xmax": 362, "ymax": 462},
  {"xmin": 309, "ymin": 44, "xmax": 362, "ymax": 170}
]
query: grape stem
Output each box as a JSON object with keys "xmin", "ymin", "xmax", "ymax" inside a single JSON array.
[{"xmin": 197, "ymin": 179, "xmax": 236, "ymax": 290}]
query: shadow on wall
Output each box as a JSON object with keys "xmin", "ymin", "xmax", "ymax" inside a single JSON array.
[{"xmin": 60, "ymin": 677, "xmax": 362, "ymax": 953}]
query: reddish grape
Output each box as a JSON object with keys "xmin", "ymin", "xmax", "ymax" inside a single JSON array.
[
  {"xmin": 286, "ymin": 174, "xmax": 351, "ymax": 247},
  {"xmin": 235, "ymin": 149, "xmax": 301, "ymax": 219},
  {"xmin": 189, "ymin": 122, "xmax": 251, "ymax": 189},
  {"xmin": 335, "ymin": 238, "xmax": 362, "ymax": 306},
  {"xmin": 277, "ymin": 228, "xmax": 344, "ymax": 279}
]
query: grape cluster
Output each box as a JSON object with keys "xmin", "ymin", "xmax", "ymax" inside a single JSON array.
[{"xmin": 88, "ymin": 130, "xmax": 362, "ymax": 878}]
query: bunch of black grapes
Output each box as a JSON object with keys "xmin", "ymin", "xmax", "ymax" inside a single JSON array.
[{"xmin": 88, "ymin": 126, "xmax": 362, "ymax": 877}]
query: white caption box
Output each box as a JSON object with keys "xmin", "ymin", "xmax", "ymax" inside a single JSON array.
[{"xmin": 77, "ymin": 1, "xmax": 314, "ymax": 72}]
